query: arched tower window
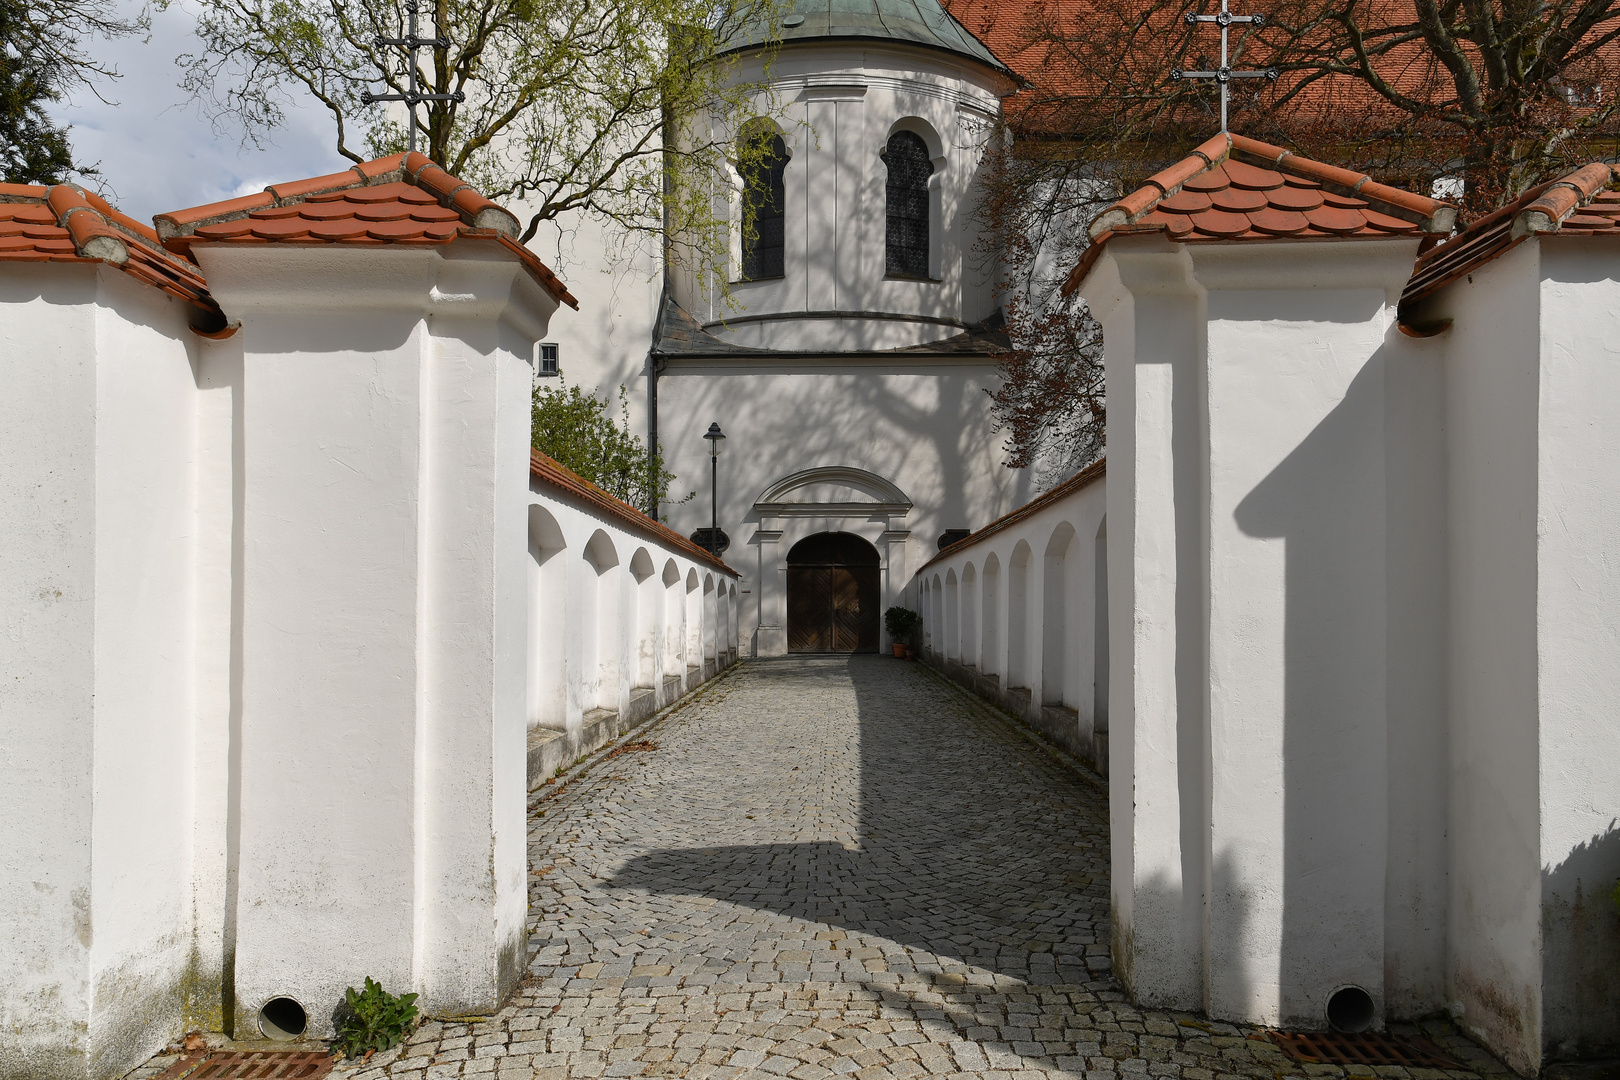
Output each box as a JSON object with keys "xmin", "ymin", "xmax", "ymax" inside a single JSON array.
[
  {"xmin": 883, "ymin": 131, "xmax": 934, "ymax": 279},
  {"xmin": 741, "ymin": 133, "xmax": 789, "ymax": 281}
]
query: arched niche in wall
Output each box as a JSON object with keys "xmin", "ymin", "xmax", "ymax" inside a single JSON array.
[
  {"xmin": 1043, "ymin": 522, "xmax": 1078, "ymax": 707},
  {"xmin": 684, "ymin": 567, "xmax": 702, "ymax": 671},
  {"xmin": 583, "ymin": 530, "xmax": 621, "ymax": 712},
  {"xmin": 981, "ymin": 551, "xmax": 1002, "ymax": 678},
  {"xmin": 961, "ymin": 561, "xmax": 979, "ymax": 670},
  {"xmin": 629, "ymin": 548, "xmax": 658, "ymax": 690},
  {"xmin": 882, "ymin": 118, "xmax": 946, "ymax": 282},
  {"xmin": 661, "ymin": 559, "xmax": 683, "ymax": 676},
  {"xmin": 1006, "ymin": 541, "xmax": 1033, "ymax": 690},
  {"xmin": 527, "ymin": 505, "xmax": 568, "ymax": 732}
]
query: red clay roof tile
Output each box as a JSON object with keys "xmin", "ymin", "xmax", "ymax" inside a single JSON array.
[
  {"xmin": 1066, "ymin": 133, "xmax": 1455, "ymax": 295},
  {"xmin": 158, "ymin": 152, "xmax": 577, "ymax": 309},
  {"xmin": 1401, "ymin": 163, "xmax": 1620, "ymax": 315},
  {"xmin": 0, "ymin": 182, "xmax": 223, "ymax": 328}
]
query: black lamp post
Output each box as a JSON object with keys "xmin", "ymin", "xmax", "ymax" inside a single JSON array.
[{"xmin": 691, "ymin": 422, "xmax": 729, "ymax": 556}]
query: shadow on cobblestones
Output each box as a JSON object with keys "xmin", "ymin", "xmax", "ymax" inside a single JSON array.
[
  {"xmin": 122, "ymin": 656, "xmax": 1519, "ymax": 1080},
  {"xmin": 610, "ymin": 655, "xmax": 1111, "ymax": 984}
]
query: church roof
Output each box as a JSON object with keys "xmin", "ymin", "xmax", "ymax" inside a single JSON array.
[
  {"xmin": 722, "ymin": 0, "xmax": 1012, "ymax": 75},
  {"xmin": 1064, "ymin": 133, "xmax": 1455, "ymax": 295},
  {"xmin": 1402, "ymin": 163, "xmax": 1620, "ymax": 314},
  {"xmin": 652, "ymin": 295, "xmax": 1011, "ymax": 359},
  {"xmin": 156, "ymin": 152, "xmax": 577, "ymax": 309},
  {"xmin": 0, "ymin": 182, "xmax": 224, "ymax": 330}
]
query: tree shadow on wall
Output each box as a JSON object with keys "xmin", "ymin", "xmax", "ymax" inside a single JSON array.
[
  {"xmin": 1542, "ymin": 821, "xmax": 1620, "ymax": 1062},
  {"xmin": 607, "ymin": 655, "xmax": 1108, "ymax": 986}
]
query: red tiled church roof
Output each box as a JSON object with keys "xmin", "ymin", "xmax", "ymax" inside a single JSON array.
[
  {"xmin": 157, "ymin": 152, "xmax": 577, "ymax": 310},
  {"xmin": 1064, "ymin": 133, "xmax": 1455, "ymax": 294},
  {"xmin": 1402, "ymin": 163, "xmax": 1620, "ymax": 313},
  {"xmin": 0, "ymin": 181, "xmax": 224, "ymax": 329},
  {"xmin": 530, "ymin": 450, "xmax": 738, "ymax": 577}
]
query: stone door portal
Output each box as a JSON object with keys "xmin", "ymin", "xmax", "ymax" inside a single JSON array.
[{"xmin": 786, "ymin": 532, "xmax": 880, "ymax": 652}]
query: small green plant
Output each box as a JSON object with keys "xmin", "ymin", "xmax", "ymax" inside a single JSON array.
[
  {"xmin": 884, "ymin": 606, "xmax": 922, "ymax": 643},
  {"xmin": 332, "ymin": 977, "xmax": 418, "ymax": 1059}
]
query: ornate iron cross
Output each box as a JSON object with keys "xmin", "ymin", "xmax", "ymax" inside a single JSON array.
[
  {"xmin": 361, "ymin": 0, "xmax": 465, "ymax": 154},
  {"xmin": 1170, "ymin": 0, "xmax": 1278, "ymax": 133}
]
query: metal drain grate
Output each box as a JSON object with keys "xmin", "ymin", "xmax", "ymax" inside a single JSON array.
[
  {"xmin": 1262, "ymin": 1030, "xmax": 1464, "ymax": 1069},
  {"xmin": 156, "ymin": 1049, "xmax": 334, "ymax": 1079}
]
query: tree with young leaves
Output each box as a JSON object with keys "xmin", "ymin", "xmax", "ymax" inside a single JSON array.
[
  {"xmin": 174, "ymin": 0, "xmax": 788, "ymax": 292},
  {"xmin": 0, "ymin": 0, "xmax": 145, "ymax": 184},
  {"xmin": 532, "ymin": 380, "xmax": 692, "ymax": 516},
  {"xmin": 961, "ymin": 0, "xmax": 1620, "ymax": 479}
]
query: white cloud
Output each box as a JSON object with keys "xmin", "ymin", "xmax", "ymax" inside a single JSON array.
[{"xmin": 47, "ymin": 0, "xmax": 345, "ymax": 223}]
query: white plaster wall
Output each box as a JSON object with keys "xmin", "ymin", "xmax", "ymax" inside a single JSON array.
[
  {"xmin": 86, "ymin": 272, "xmax": 206, "ymax": 1074},
  {"xmin": 1425, "ymin": 242, "xmax": 1545, "ymax": 1071},
  {"xmin": 523, "ymin": 477, "xmax": 739, "ymax": 740},
  {"xmin": 1082, "ymin": 241, "xmax": 1206, "ymax": 1011},
  {"xmin": 1083, "ymin": 236, "xmax": 1445, "ymax": 1030},
  {"xmin": 0, "ymin": 269, "xmax": 101, "ymax": 1080},
  {"xmin": 657, "ymin": 364, "xmax": 1036, "ymax": 653},
  {"xmin": 192, "ymin": 242, "xmax": 556, "ymax": 1036},
  {"xmin": 0, "ymin": 264, "xmax": 209, "ymax": 1080},
  {"xmin": 911, "ymin": 478, "xmax": 1105, "ymax": 715},
  {"xmin": 1532, "ymin": 239, "xmax": 1620, "ymax": 1059},
  {"xmin": 1379, "ymin": 303, "xmax": 1450, "ymax": 1020},
  {"xmin": 524, "ymin": 209, "xmax": 658, "ymax": 449},
  {"xmin": 1197, "ymin": 250, "xmax": 1396, "ymax": 1029}
]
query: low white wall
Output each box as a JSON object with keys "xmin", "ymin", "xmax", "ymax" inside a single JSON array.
[
  {"xmin": 0, "ymin": 264, "xmax": 206, "ymax": 1079},
  {"xmin": 912, "ymin": 464, "xmax": 1107, "ymax": 772},
  {"xmin": 525, "ymin": 460, "xmax": 740, "ymax": 784}
]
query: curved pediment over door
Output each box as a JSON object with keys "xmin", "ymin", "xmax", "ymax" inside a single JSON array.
[{"xmin": 753, "ymin": 466, "xmax": 913, "ymax": 519}]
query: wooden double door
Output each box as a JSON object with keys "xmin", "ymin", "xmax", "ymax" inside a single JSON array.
[
  {"xmin": 785, "ymin": 532, "xmax": 882, "ymax": 653},
  {"xmin": 787, "ymin": 565, "xmax": 881, "ymax": 652}
]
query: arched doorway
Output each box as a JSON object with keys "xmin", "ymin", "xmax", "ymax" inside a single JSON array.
[{"xmin": 786, "ymin": 532, "xmax": 880, "ymax": 653}]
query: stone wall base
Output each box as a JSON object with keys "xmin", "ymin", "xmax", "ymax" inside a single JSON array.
[
  {"xmin": 921, "ymin": 650, "xmax": 1108, "ymax": 777},
  {"xmin": 527, "ymin": 654, "xmax": 739, "ymax": 790}
]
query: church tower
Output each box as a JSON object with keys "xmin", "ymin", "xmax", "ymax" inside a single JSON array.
[{"xmin": 555, "ymin": 0, "xmax": 1036, "ymax": 656}]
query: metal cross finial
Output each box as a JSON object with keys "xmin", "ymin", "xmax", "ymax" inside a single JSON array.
[
  {"xmin": 1170, "ymin": 0, "xmax": 1278, "ymax": 133},
  {"xmin": 361, "ymin": 0, "xmax": 465, "ymax": 154}
]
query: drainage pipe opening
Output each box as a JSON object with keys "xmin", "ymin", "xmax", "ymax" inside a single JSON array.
[
  {"xmin": 258, "ymin": 996, "xmax": 307, "ymax": 1040},
  {"xmin": 1326, "ymin": 985, "xmax": 1375, "ymax": 1033}
]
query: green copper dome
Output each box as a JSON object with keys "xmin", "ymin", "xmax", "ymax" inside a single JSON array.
[{"xmin": 722, "ymin": 0, "xmax": 1012, "ymax": 75}]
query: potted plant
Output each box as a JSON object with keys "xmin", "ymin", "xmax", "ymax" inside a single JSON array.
[{"xmin": 884, "ymin": 606, "xmax": 922, "ymax": 658}]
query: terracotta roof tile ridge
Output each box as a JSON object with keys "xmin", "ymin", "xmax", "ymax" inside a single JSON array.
[
  {"xmin": 47, "ymin": 183, "xmax": 147, "ymax": 266},
  {"xmin": 529, "ymin": 449, "xmax": 738, "ymax": 576},
  {"xmin": 916, "ymin": 457, "xmax": 1105, "ymax": 576},
  {"xmin": 155, "ymin": 154, "xmax": 412, "ymax": 238},
  {"xmin": 1513, "ymin": 162, "xmax": 1615, "ymax": 237},
  {"xmin": 403, "ymin": 152, "xmax": 522, "ymax": 238},
  {"xmin": 1088, "ymin": 133, "xmax": 1231, "ymax": 239},
  {"xmin": 1228, "ymin": 134, "xmax": 1455, "ymax": 232}
]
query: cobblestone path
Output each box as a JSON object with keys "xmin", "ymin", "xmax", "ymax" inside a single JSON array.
[{"xmin": 139, "ymin": 656, "xmax": 1513, "ymax": 1080}]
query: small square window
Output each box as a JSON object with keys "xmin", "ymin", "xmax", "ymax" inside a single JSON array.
[{"xmin": 538, "ymin": 342, "xmax": 559, "ymax": 377}]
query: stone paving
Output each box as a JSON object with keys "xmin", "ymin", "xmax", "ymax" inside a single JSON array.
[{"xmin": 130, "ymin": 656, "xmax": 1514, "ymax": 1080}]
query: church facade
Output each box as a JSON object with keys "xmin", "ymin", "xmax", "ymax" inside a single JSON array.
[{"xmin": 539, "ymin": 0, "xmax": 1038, "ymax": 656}]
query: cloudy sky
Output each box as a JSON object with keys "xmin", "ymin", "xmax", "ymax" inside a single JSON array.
[{"xmin": 50, "ymin": 0, "xmax": 345, "ymax": 222}]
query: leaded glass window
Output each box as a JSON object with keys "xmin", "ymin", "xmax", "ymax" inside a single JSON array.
[
  {"xmin": 741, "ymin": 134, "xmax": 789, "ymax": 281},
  {"xmin": 883, "ymin": 131, "xmax": 934, "ymax": 279}
]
